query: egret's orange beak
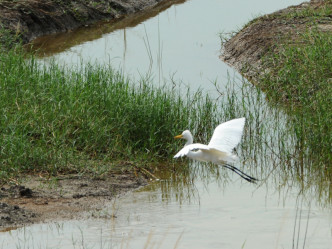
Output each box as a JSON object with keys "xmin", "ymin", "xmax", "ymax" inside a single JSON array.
[{"xmin": 174, "ymin": 134, "xmax": 183, "ymax": 139}]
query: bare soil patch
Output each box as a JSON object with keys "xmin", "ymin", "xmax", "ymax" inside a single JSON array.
[
  {"xmin": 220, "ymin": 0, "xmax": 332, "ymax": 81},
  {"xmin": 0, "ymin": 171, "xmax": 148, "ymax": 230}
]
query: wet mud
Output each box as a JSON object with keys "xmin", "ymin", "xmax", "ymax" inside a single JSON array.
[{"xmin": 0, "ymin": 172, "xmax": 147, "ymax": 230}]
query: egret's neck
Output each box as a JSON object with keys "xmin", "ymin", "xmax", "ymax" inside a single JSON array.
[{"xmin": 185, "ymin": 135, "xmax": 193, "ymax": 146}]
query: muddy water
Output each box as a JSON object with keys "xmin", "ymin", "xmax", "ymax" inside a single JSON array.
[{"xmin": 2, "ymin": 0, "xmax": 332, "ymax": 248}]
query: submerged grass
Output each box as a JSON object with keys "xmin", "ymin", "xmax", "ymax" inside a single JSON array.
[{"xmin": 0, "ymin": 45, "xmax": 218, "ymax": 183}]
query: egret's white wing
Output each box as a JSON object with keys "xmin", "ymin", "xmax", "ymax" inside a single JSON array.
[
  {"xmin": 208, "ymin": 117, "xmax": 245, "ymax": 153},
  {"xmin": 174, "ymin": 143, "xmax": 210, "ymax": 158}
]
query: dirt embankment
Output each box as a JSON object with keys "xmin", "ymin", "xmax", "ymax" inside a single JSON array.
[
  {"xmin": 220, "ymin": 0, "xmax": 332, "ymax": 81},
  {"xmin": 0, "ymin": 170, "xmax": 149, "ymax": 230},
  {"xmin": 0, "ymin": 0, "xmax": 170, "ymax": 43}
]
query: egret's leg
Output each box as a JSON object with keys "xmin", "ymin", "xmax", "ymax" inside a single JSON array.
[{"xmin": 221, "ymin": 163, "xmax": 258, "ymax": 183}]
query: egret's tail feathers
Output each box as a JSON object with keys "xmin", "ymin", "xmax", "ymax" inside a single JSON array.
[{"xmin": 229, "ymin": 154, "xmax": 239, "ymax": 162}]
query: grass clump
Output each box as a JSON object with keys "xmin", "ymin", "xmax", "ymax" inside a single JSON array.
[{"xmin": 0, "ymin": 46, "xmax": 218, "ymax": 183}]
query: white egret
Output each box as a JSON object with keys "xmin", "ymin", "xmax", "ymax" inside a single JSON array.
[{"xmin": 174, "ymin": 117, "xmax": 257, "ymax": 183}]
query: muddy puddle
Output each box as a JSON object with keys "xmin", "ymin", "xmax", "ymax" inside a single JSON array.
[{"xmin": 2, "ymin": 0, "xmax": 332, "ymax": 248}]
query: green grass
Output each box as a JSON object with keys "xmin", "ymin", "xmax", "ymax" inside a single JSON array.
[
  {"xmin": 0, "ymin": 46, "xmax": 219, "ymax": 183},
  {"xmin": 280, "ymin": 1, "xmax": 332, "ymax": 20}
]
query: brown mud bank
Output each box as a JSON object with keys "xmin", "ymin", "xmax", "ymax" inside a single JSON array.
[
  {"xmin": 221, "ymin": 0, "xmax": 332, "ymax": 81},
  {"xmin": 0, "ymin": 170, "xmax": 149, "ymax": 230},
  {"xmin": 0, "ymin": 0, "xmax": 184, "ymax": 44}
]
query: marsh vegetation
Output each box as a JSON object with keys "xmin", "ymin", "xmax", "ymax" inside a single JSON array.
[
  {"xmin": 1, "ymin": 25, "xmax": 331, "ymax": 206},
  {"xmin": 1, "ymin": 3, "xmax": 331, "ymax": 249}
]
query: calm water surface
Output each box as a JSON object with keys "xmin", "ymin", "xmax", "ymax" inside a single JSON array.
[
  {"xmin": 2, "ymin": 0, "xmax": 332, "ymax": 248},
  {"xmin": 32, "ymin": 0, "xmax": 302, "ymax": 93}
]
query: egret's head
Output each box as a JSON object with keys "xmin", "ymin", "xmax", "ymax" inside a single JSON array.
[{"xmin": 174, "ymin": 130, "xmax": 193, "ymax": 145}]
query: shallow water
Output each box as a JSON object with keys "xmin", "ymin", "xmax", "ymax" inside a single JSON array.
[
  {"xmin": 3, "ymin": 0, "xmax": 332, "ymax": 248},
  {"xmin": 2, "ymin": 175, "xmax": 332, "ymax": 249}
]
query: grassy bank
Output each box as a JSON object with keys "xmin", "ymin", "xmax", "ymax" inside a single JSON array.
[
  {"xmin": 257, "ymin": 4, "xmax": 332, "ymax": 176},
  {"xmin": 218, "ymin": 1, "xmax": 332, "ymax": 202},
  {"xmin": 0, "ymin": 45, "xmax": 219, "ymax": 183}
]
